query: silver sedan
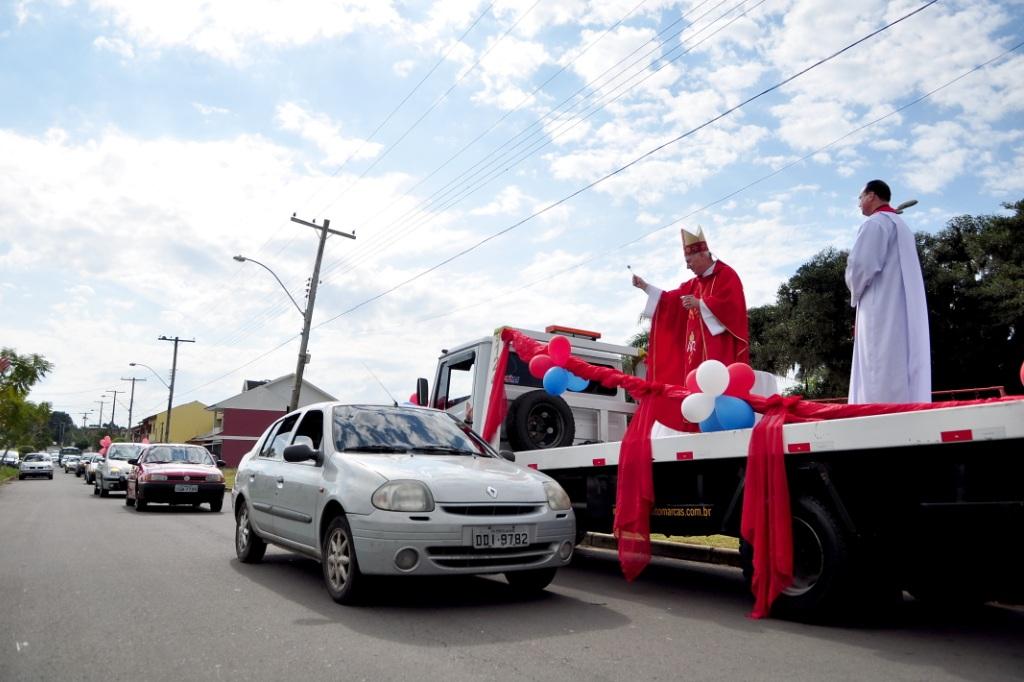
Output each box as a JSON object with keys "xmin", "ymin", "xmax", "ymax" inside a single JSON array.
[{"xmin": 233, "ymin": 403, "xmax": 575, "ymax": 604}]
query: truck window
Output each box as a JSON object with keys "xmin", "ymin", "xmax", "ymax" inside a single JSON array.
[{"xmin": 435, "ymin": 352, "xmax": 475, "ymax": 413}]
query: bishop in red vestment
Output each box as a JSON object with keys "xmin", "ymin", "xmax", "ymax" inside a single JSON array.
[{"xmin": 633, "ymin": 227, "xmax": 750, "ymax": 420}]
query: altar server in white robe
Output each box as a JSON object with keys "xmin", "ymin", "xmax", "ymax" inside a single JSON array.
[{"xmin": 846, "ymin": 179, "xmax": 931, "ymax": 404}]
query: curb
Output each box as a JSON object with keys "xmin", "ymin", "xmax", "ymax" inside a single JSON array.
[{"xmin": 581, "ymin": 532, "xmax": 742, "ymax": 568}]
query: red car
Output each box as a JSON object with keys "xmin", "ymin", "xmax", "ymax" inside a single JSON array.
[{"xmin": 126, "ymin": 444, "xmax": 226, "ymax": 512}]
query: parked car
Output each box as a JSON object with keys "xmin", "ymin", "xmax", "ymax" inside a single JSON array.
[
  {"xmin": 2, "ymin": 450, "xmax": 18, "ymax": 467},
  {"xmin": 94, "ymin": 443, "xmax": 143, "ymax": 497},
  {"xmin": 126, "ymin": 444, "xmax": 226, "ymax": 512},
  {"xmin": 232, "ymin": 403, "xmax": 576, "ymax": 605},
  {"xmin": 19, "ymin": 453, "xmax": 54, "ymax": 480},
  {"xmin": 63, "ymin": 455, "xmax": 81, "ymax": 473}
]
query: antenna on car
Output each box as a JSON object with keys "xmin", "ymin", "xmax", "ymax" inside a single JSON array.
[{"xmin": 362, "ymin": 362, "xmax": 399, "ymax": 407}]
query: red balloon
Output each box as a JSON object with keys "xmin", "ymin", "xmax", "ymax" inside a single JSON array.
[
  {"xmin": 685, "ymin": 369, "xmax": 699, "ymax": 393},
  {"xmin": 408, "ymin": 392, "xmax": 419, "ymax": 406},
  {"xmin": 651, "ymin": 396, "xmax": 689, "ymax": 431},
  {"xmin": 1020, "ymin": 359, "xmax": 1024, "ymax": 388},
  {"xmin": 529, "ymin": 354, "xmax": 555, "ymax": 379},
  {"xmin": 548, "ymin": 335, "xmax": 571, "ymax": 366},
  {"xmin": 725, "ymin": 363, "xmax": 756, "ymax": 397}
]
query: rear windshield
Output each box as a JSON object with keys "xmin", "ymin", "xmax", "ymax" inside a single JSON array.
[
  {"xmin": 60, "ymin": 447, "xmax": 81, "ymax": 455},
  {"xmin": 332, "ymin": 405, "xmax": 494, "ymax": 456}
]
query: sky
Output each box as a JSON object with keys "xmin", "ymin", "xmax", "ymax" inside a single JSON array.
[{"xmin": 2, "ymin": 0, "xmax": 1023, "ymax": 428}]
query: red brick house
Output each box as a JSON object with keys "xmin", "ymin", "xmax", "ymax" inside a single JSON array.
[{"xmin": 197, "ymin": 375, "xmax": 335, "ymax": 467}]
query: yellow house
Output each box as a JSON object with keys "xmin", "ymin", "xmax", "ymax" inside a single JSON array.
[{"xmin": 145, "ymin": 400, "xmax": 214, "ymax": 443}]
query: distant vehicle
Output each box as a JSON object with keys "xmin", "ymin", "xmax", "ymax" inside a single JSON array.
[
  {"xmin": 94, "ymin": 443, "xmax": 143, "ymax": 497},
  {"xmin": 19, "ymin": 453, "xmax": 54, "ymax": 480},
  {"xmin": 1, "ymin": 450, "xmax": 18, "ymax": 467},
  {"xmin": 58, "ymin": 447, "xmax": 82, "ymax": 465},
  {"xmin": 75, "ymin": 455, "xmax": 91, "ymax": 477},
  {"xmin": 233, "ymin": 403, "xmax": 575, "ymax": 605},
  {"xmin": 63, "ymin": 455, "xmax": 81, "ymax": 473},
  {"xmin": 84, "ymin": 456, "xmax": 102, "ymax": 486},
  {"xmin": 126, "ymin": 444, "xmax": 226, "ymax": 512}
]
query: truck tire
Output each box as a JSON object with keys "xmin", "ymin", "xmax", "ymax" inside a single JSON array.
[
  {"xmin": 505, "ymin": 391, "xmax": 575, "ymax": 451},
  {"xmin": 739, "ymin": 496, "xmax": 854, "ymax": 621}
]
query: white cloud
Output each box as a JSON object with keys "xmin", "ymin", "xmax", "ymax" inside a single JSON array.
[
  {"xmin": 274, "ymin": 102, "xmax": 383, "ymax": 166},
  {"xmin": 392, "ymin": 59, "xmax": 416, "ymax": 78},
  {"xmin": 93, "ymin": 35, "xmax": 134, "ymax": 58},
  {"xmin": 192, "ymin": 102, "xmax": 229, "ymax": 116}
]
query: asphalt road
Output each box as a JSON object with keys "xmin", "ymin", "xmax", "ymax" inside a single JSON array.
[{"xmin": 1, "ymin": 471, "xmax": 1022, "ymax": 682}]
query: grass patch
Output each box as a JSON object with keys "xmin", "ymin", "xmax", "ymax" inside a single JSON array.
[
  {"xmin": 650, "ymin": 533, "xmax": 740, "ymax": 550},
  {"xmin": 0, "ymin": 465, "xmax": 19, "ymax": 484},
  {"xmin": 223, "ymin": 467, "xmax": 236, "ymax": 490}
]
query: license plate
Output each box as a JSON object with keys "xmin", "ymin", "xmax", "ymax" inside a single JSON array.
[
  {"xmin": 174, "ymin": 484, "xmax": 198, "ymax": 493},
  {"xmin": 471, "ymin": 526, "xmax": 532, "ymax": 549}
]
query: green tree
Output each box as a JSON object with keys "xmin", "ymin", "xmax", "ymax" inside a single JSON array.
[{"xmin": 0, "ymin": 348, "xmax": 54, "ymax": 449}]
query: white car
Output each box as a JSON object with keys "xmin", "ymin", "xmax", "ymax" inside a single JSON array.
[
  {"xmin": 233, "ymin": 403, "xmax": 576, "ymax": 604},
  {"xmin": 19, "ymin": 453, "xmax": 53, "ymax": 480},
  {"xmin": 94, "ymin": 443, "xmax": 143, "ymax": 496},
  {"xmin": 63, "ymin": 455, "xmax": 81, "ymax": 473}
]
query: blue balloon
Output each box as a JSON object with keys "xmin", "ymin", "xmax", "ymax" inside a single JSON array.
[
  {"xmin": 543, "ymin": 366, "xmax": 570, "ymax": 396},
  {"xmin": 699, "ymin": 410, "xmax": 723, "ymax": 433},
  {"xmin": 713, "ymin": 394, "xmax": 755, "ymax": 430},
  {"xmin": 566, "ymin": 372, "xmax": 589, "ymax": 392}
]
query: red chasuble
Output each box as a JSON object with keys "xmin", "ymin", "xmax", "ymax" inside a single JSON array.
[{"xmin": 648, "ymin": 260, "xmax": 749, "ymax": 395}]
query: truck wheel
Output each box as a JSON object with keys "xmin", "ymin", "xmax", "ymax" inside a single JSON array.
[
  {"xmin": 740, "ymin": 496, "xmax": 853, "ymax": 621},
  {"xmin": 505, "ymin": 391, "xmax": 575, "ymax": 451}
]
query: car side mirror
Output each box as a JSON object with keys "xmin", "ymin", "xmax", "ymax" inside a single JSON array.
[
  {"xmin": 127, "ymin": 458, "xmax": 139, "ymax": 466},
  {"xmin": 216, "ymin": 459, "xmax": 226, "ymax": 468},
  {"xmin": 499, "ymin": 449, "xmax": 516, "ymax": 462},
  {"xmin": 283, "ymin": 443, "xmax": 320, "ymax": 464},
  {"xmin": 416, "ymin": 377, "xmax": 429, "ymax": 407}
]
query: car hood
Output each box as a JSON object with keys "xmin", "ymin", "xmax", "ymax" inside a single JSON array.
[{"xmin": 347, "ymin": 454, "xmax": 547, "ymax": 503}]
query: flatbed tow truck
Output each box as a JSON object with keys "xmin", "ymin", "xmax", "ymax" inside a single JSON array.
[{"xmin": 423, "ymin": 327, "xmax": 1024, "ymax": 618}]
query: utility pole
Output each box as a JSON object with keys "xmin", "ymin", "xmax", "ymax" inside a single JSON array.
[
  {"xmin": 288, "ymin": 214, "xmax": 355, "ymax": 413},
  {"xmin": 79, "ymin": 411, "xmax": 92, "ymax": 428},
  {"xmin": 157, "ymin": 335, "xmax": 195, "ymax": 442},
  {"xmin": 105, "ymin": 389, "xmax": 122, "ymax": 434},
  {"xmin": 95, "ymin": 399, "xmax": 106, "ymax": 429},
  {"xmin": 121, "ymin": 377, "xmax": 145, "ymax": 442}
]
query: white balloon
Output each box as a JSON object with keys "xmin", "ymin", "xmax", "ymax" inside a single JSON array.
[
  {"xmin": 696, "ymin": 360, "xmax": 729, "ymax": 396},
  {"xmin": 681, "ymin": 392, "xmax": 715, "ymax": 423}
]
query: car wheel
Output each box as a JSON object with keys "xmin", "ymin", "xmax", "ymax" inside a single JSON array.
[
  {"xmin": 100, "ymin": 485, "xmax": 109, "ymax": 497},
  {"xmin": 18, "ymin": 474, "xmax": 24, "ymax": 480},
  {"xmin": 505, "ymin": 567, "xmax": 557, "ymax": 593},
  {"xmin": 235, "ymin": 503, "xmax": 266, "ymax": 564},
  {"xmin": 125, "ymin": 491, "xmax": 134, "ymax": 507},
  {"xmin": 210, "ymin": 497, "xmax": 223, "ymax": 513},
  {"xmin": 322, "ymin": 515, "xmax": 362, "ymax": 604},
  {"xmin": 135, "ymin": 489, "xmax": 148, "ymax": 511}
]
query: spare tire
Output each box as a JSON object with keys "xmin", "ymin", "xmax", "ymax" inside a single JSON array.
[{"xmin": 505, "ymin": 390, "xmax": 575, "ymax": 451}]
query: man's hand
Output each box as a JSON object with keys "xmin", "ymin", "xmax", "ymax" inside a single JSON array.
[
  {"xmin": 632, "ymin": 273, "xmax": 648, "ymax": 290},
  {"xmin": 680, "ymin": 294, "xmax": 699, "ymax": 310}
]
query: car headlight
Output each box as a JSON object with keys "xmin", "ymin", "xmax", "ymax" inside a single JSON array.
[
  {"xmin": 109, "ymin": 466, "xmax": 121, "ymax": 475},
  {"xmin": 543, "ymin": 481, "xmax": 572, "ymax": 511},
  {"xmin": 205, "ymin": 473, "xmax": 223, "ymax": 482},
  {"xmin": 142, "ymin": 473, "xmax": 168, "ymax": 482},
  {"xmin": 372, "ymin": 480, "xmax": 435, "ymax": 512}
]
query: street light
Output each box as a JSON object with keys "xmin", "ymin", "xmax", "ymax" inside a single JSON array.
[
  {"xmin": 130, "ymin": 361, "xmax": 171, "ymax": 442},
  {"xmin": 129, "ymin": 362, "xmax": 170, "ymax": 388},
  {"xmin": 233, "ymin": 255, "xmax": 304, "ymax": 316}
]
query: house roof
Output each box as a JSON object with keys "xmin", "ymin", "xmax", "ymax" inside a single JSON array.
[{"xmin": 206, "ymin": 374, "xmax": 336, "ymax": 412}]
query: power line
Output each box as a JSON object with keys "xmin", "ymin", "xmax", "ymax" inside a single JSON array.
[{"xmin": 309, "ymin": 0, "xmax": 941, "ymax": 333}]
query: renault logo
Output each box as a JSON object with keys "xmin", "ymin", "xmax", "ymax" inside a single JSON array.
[
  {"xmin": 184, "ymin": 476, "xmax": 190, "ymax": 481},
  {"xmin": 486, "ymin": 486, "xmax": 498, "ymax": 499}
]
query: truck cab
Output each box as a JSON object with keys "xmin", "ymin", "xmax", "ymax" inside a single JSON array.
[{"xmin": 425, "ymin": 326, "xmax": 641, "ymax": 451}]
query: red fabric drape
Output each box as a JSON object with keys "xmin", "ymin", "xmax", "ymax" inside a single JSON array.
[
  {"xmin": 478, "ymin": 328, "xmax": 1021, "ymax": 616},
  {"xmin": 481, "ymin": 337, "xmax": 511, "ymax": 443}
]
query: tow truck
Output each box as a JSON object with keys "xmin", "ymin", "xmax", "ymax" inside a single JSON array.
[{"xmin": 419, "ymin": 326, "xmax": 1024, "ymax": 618}]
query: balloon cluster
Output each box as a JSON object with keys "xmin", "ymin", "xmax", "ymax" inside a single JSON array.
[
  {"xmin": 530, "ymin": 335, "xmax": 589, "ymax": 397},
  {"xmin": 99, "ymin": 435, "xmax": 112, "ymax": 456},
  {"xmin": 681, "ymin": 360, "xmax": 756, "ymax": 432}
]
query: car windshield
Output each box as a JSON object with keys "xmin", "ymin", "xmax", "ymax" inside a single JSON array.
[
  {"xmin": 143, "ymin": 445, "xmax": 214, "ymax": 465},
  {"xmin": 107, "ymin": 444, "xmax": 142, "ymax": 461},
  {"xmin": 332, "ymin": 405, "xmax": 494, "ymax": 456},
  {"xmin": 25, "ymin": 454, "xmax": 46, "ymax": 462},
  {"xmin": 60, "ymin": 447, "xmax": 81, "ymax": 455}
]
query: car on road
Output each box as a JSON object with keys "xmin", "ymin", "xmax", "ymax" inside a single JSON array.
[
  {"xmin": 232, "ymin": 403, "xmax": 576, "ymax": 605},
  {"xmin": 58, "ymin": 446, "xmax": 82, "ymax": 466},
  {"xmin": 94, "ymin": 443, "xmax": 143, "ymax": 497},
  {"xmin": 84, "ymin": 455, "xmax": 102, "ymax": 486},
  {"xmin": 2, "ymin": 450, "xmax": 18, "ymax": 467},
  {"xmin": 75, "ymin": 454, "xmax": 95, "ymax": 478},
  {"xmin": 63, "ymin": 455, "xmax": 81, "ymax": 473},
  {"xmin": 19, "ymin": 453, "xmax": 54, "ymax": 480},
  {"xmin": 126, "ymin": 444, "xmax": 226, "ymax": 512}
]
